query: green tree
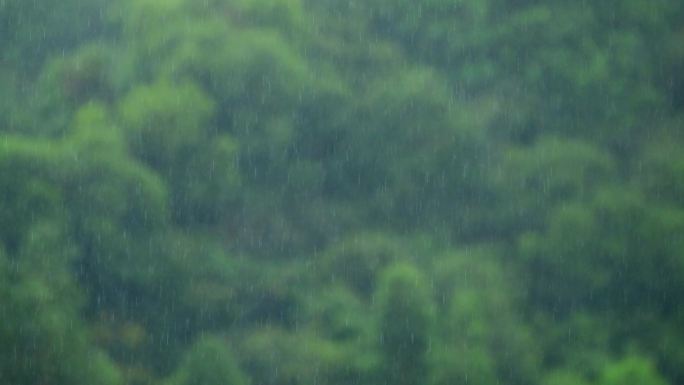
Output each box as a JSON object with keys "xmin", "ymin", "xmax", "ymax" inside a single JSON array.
[
  {"xmin": 167, "ymin": 336, "xmax": 248, "ymax": 385},
  {"xmin": 0, "ymin": 208, "xmax": 122, "ymax": 385},
  {"xmin": 375, "ymin": 263, "xmax": 435, "ymax": 385},
  {"xmin": 118, "ymin": 80, "xmax": 240, "ymax": 225},
  {"xmin": 431, "ymin": 248, "xmax": 540, "ymax": 385},
  {"xmin": 599, "ymin": 355, "xmax": 670, "ymax": 385},
  {"xmin": 238, "ymin": 327, "xmax": 373, "ymax": 385}
]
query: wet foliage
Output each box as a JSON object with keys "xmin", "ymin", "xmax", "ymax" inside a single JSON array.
[{"xmin": 1, "ymin": 0, "xmax": 684, "ymax": 384}]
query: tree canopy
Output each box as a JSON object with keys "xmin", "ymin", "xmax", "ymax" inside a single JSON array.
[{"xmin": 1, "ymin": 0, "xmax": 683, "ymax": 384}]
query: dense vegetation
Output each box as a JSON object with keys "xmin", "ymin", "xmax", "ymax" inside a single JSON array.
[{"xmin": 1, "ymin": 1, "xmax": 684, "ymax": 384}]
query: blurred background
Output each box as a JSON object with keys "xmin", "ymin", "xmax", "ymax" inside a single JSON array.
[{"xmin": 1, "ymin": 0, "xmax": 684, "ymax": 384}]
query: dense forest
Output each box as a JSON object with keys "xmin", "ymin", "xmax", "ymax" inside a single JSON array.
[{"xmin": 1, "ymin": 1, "xmax": 684, "ymax": 384}]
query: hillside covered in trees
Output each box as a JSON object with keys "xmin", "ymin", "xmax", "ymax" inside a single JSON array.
[{"xmin": 1, "ymin": 0, "xmax": 684, "ymax": 384}]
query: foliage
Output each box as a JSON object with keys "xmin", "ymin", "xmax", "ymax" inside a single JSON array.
[
  {"xmin": 375, "ymin": 263, "xmax": 435, "ymax": 385},
  {"xmin": 1, "ymin": 0, "xmax": 683, "ymax": 385},
  {"xmin": 166, "ymin": 336, "xmax": 248, "ymax": 385}
]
